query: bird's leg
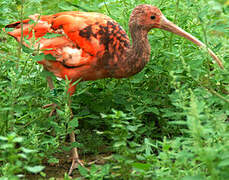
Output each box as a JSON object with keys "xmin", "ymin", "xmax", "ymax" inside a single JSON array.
[
  {"xmin": 68, "ymin": 131, "xmax": 84, "ymax": 175},
  {"xmin": 43, "ymin": 76, "xmax": 57, "ymax": 116},
  {"xmin": 66, "ymin": 83, "xmax": 85, "ymax": 176},
  {"xmin": 46, "ymin": 76, "xmax": 55, "ymax": 90}
]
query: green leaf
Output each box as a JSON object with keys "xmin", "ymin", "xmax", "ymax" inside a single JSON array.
[
  {"xmin": 25, "ymin": 166, "xmax": 45, "ymax": 173},
  {"xmin": 18, "ymin": 153, "xmax": 27, "ymax": 159},
  {"xmin": 182, "ymin": 175, "xmax": 205, "ymax": 180},
  {"xmin": 45, "ymin": 54, "xmax": 56, "ymax": 61},
  {"xmin": 3, "ymin": 27, "xmax": 14, "ymax": 32},
  {"xmin": 218, "ymin": 159, "xmax": 229, "ymax": 167},
  {"xmin": 42, "ymin": 33, "xmax": 63, "ymax": 39},
  {"xmin": 48, "ymin": 157, "xmax": 59, "ymax": 164},
  {"xmin": 22, "ymin": 45, "xmax": 33, "ymax": 53},
  {"xmin": 40, "ymin": 69, "xmax": 54, "ymax": 77},
  {"xmin": 21, "ymin": 147, "xmax": 37, "ymax": 153},
  {"xmin": 132, "ymin": 162, "xmax": 151, "ymax": 171},
  {"xmin": 69, "ymin": 117, "xmax": 79, "ymax": 128},
  {"xmin": 113, "ymin": 141, "xmax": 126, "ymax": 148},
  {"xmin": 0, "ymin": 144, "xmax": 14, "ymax": 149},
  {"xmin": 12, "ymin": 137, "xmax": 23, "ymax": 143},
  {"xmin": 50, "ymin": 88, "xmax": 57, "ymax": 96},
  {"xmin": 58, "ymin": 1, "xmax": 75, "ymax": 10},
  {"xmin": 211, "ymin": 24, "xmax": 229, "ymax": 33},
  {"xmin": 169, "ymin": 121, "xmax": 187, "ymax": 125},
  {"xmin": 0, "ymin": 136, "xmax": 7, "ymax": 141},
  {"xmin": 127, "ymin": 125, "xmax": 138, "ymax": 132},
  {"xmin": 32, "ymin": 53, "xmax": 45, "ymax": 61},
  {"xmin": 101, "ymin": 164, "xmax": 110, "ymax": 175},
  {"xmin": 71, "ymin": 141, "xmax": 82, "ymax": 148},
  {"xmin": 78, "ymin": 165, "xmax": 89, "ymax": 177},
  {"xmin": 62, "ymin": 145, "xmax": 72, "ymax": 151}
]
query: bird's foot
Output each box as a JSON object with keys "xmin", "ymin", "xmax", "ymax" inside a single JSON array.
[
  {"xmin": 68, "ymin": 147, "xmax": 85, "ymax": 176},
  {"xmin": 42, "ymin": 103, "xmax": 58, "ymax": 117},
  {"xmin": 87, "ymin": 154, "xmax": 112, "ymax": 165}
]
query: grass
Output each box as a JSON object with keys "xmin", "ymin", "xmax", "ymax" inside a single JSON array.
[{"xmin": 0, "ymin": 0, "xmax": 229, "ymax": 179}]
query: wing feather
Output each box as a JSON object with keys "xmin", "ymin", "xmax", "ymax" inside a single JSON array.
[
  {"xmin": 5, "ymin": 11, "xmax": 113, "ymax": 67},
  {"xmin": 5, "ymin": 11, "xmax": 130, "ymax": 81}
]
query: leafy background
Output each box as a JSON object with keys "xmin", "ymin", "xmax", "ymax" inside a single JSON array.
[{"xmin": 0, "ymin": 0, "xmax": 228, "ymax": 179}]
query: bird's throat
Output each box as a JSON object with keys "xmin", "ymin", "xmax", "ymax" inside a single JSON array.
[{"xmin": 118, "ymin": 28, "xmax": 151, "ymax": 78}]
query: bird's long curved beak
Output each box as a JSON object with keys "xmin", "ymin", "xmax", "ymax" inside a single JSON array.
[{"xmin": 160, "ymin": 16, "xmax": 224, "ymax": 69}]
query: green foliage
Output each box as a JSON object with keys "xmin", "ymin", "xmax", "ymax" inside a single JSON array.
[
  {"xmin": 77, "ymin": 164, "xmax": 110, "ymax": 179},
  {"xmin": 0, "ymin": 0, "xmax": 228, "ymax": 179},
  {"xmin": 0, "ymin": 133, "xmax": 44, "ymax": 179}
]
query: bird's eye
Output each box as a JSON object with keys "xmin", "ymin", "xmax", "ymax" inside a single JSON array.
[{"xmin": 151, "ymin": 15, "xmax": 156, "ymax": 20}]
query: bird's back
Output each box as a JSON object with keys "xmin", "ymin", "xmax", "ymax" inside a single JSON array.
[{"xmin": 5, "ymin": 11, "xmax": 130, "ymax": 81}]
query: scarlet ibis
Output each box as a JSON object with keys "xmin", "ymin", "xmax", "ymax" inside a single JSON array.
[{"xmin": 5, "ymin": 4, "xmax": 224, "ymax": 175}]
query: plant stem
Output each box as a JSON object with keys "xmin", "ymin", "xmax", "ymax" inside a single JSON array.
[
  {"xmin": 19, "ymin": 0, "xmax": 24, "ymax": 57},
  {"xmin": 103, "ymin": 0, "xmax": 112, "ymax": 17},
  {"xmin": 169, "ymin": 0, "xmax": 180, "ymax": 51},
  {"xmin": 205, "ymin": 87, "xmax": 229, "ymax": 104}
]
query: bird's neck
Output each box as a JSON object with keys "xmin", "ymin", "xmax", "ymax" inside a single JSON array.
[{"xmin": 115, "ymin": 27, "xmax": 151, "ymax": 78}]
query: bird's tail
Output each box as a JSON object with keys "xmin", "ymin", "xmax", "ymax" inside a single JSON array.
[
  {"xmin": 5, "ymin": 18, "xmax": 30, "ymax": 28},
  {"xmin": 3, "ymin": 14, "xmax": 50, "ymax": 45}
]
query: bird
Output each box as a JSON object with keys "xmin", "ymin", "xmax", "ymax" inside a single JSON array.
[{"xmin": 4, "ymin": 4, "xmax": 224, "ymax": 175}]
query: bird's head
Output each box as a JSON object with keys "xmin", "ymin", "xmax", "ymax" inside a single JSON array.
[
  {"xmin": 129, "ymin": 4, "xmax": 163, "ymax": 30},
  {"xmin": 129, "ymin": 4, "xmax": 224, "ymax": 69}
]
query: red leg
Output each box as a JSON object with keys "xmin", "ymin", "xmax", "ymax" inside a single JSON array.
[
  {"xmin": 67, "ymin": 82, "xmax": 85, "ymax": 175},
  {"xmin": 44, "ymin": 77, "xmax": 84, "ymax": 175},
  {"xmin": 68, "ymin": 131, "xmax": 84, "ymax": 175},
  {"xmin": 67, "ymin": 82, "xmax": 76, "ymax": 96},
  {"xmin": 43, "ymin": 76, "xmax": 57, "ymax": 116}
]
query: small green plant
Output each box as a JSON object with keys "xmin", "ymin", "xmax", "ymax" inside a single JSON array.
[
  {"xmin": 76, "ymin": 164, "xmax": 110, "ymax": 180},
  {"xmin": 101, "ymin": 109, "xmax": 156, "ymax": 179},
  {"xmin": 102, "ymin": 109, "xmax": 135, "ymax": 178},
  {"xmin": 0, "ymin": 133, "xmax": 44, "ymax": 179}
]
